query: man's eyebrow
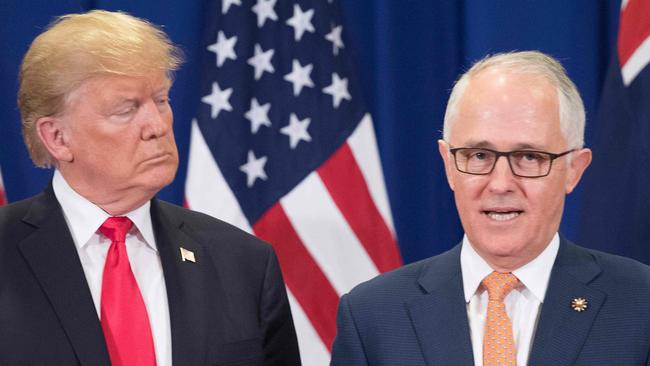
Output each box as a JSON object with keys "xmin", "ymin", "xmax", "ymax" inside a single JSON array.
[
  {"xmin": 462, "ymin": 141, "xmax": 546, "ymax": 150},
  {"xmin": 463, "ymin": 140, "xmax": 494, "ymax": 149}
]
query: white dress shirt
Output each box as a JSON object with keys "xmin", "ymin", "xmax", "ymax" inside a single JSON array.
[
  {"xmin": 461, "ymin": 233, "xmax": 559, "ymax": 366},
  {"xmin": 53, "ymin": 170, "xmax": 172, "ymax": 366}
]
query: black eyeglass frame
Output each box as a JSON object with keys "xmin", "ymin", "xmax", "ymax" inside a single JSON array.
[{"xmin": 448, "ymin": 147, "xmax": 576, "ymax": 178}]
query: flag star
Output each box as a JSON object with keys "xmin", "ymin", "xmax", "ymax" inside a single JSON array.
[
  {"xmin": 207, "ymin": 31, "xmax": 237, "ymax": 67},
  {"xmin": 251, "ymin": 0, "xmax": 278, "ymax": 28},
  {"xmin": 222, "ymin": 0, "xmax": 241, "ymax": 14},
  {"xmin": 244, "ymin": 98, "xmax": 271, "ymax": 134},
  {"xmin": 201, "ymin": 82, "xmax": 233, "ymax": 119},
  {"xmin": 286, "ymin": 4, "xmax": 315, "ymax": 41},
  {"xmin": 284, "ymin": 59, "xmax": 314, "ymax": 96},
  {"xmin": 325, "ymin": 25, "xmax": 344, "ymax": 55},
  {"xmin": 322, "ymin": 72, "xmax": 351, "ymax": 108},
  {"xmin": 247, "ymin": 44, "xmax": 275, "ymax": 80},
  {"xmin": 280, "ymin": 113, "xmax": 312, "ymax": 149},
  {"xmin": 240, "ymin": 150, "xmax": 268, "ymax": 187}
]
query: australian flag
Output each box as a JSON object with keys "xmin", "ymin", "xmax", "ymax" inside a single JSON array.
[{"xmin": 578, "ymin": 0, "xmax": 650, "ymax": 265}]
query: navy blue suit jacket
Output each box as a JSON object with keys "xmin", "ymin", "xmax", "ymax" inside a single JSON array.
[
  {"xmin": 331, "ymin": 237, "xmax": 650, "ymax": 365},
  {"xmin": 0, "ymin": 186, "xmax": 301, "ymax": 366}
]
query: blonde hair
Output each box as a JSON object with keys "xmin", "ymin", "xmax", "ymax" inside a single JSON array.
[
  {"xmin": 443, "ymin": 51, "xmax": 586, "ymax": 149},
  {"xmin": 18, "ymin": 10, "xmax": 183, "ymax": 167}
]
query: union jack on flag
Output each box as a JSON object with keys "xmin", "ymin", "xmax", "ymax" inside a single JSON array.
[{"xmin": 184, "ymin": 0, "xmax": 402, "ymax": 363}]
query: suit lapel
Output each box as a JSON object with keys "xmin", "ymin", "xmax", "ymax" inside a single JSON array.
[
  {"xmin": 406, "ymin": 245, "xmax": 474, "ymax": 366},
  {"xmin": 528, "ymin": 239, "xmax": 606, "ymax": 366},
  {"xmin": 152, "ymin": 200, "xmax": 233, "ymax": 366},
  {"xmin": 18, "ymin": 189, "xmax": 110, "ymax": 366}
]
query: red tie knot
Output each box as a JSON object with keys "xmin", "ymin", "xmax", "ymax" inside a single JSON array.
[
  {"xmin": 99, "ymin": 217, "xmax": 133, "ymax": 243},
  {"xmin": 482, "ymin": 271, "xmax": 519, "ymax": 302}
]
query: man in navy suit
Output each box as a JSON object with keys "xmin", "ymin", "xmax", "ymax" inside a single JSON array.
[
  {"xmin": 331, "ymin": 51, "xmax": 650, "ymax": 365},
  {"xmin": 0, "ymin": 10, "xmax": 300, "ymax": 365}
]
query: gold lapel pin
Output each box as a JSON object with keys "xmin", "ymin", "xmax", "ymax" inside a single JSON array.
[
  {"xmin": 180, "ymin": 247, "xmax": 196, "ymax": 263},
  {"xmin": 571, "ymin": 297, "xmax": 588, "ymax": 312}
]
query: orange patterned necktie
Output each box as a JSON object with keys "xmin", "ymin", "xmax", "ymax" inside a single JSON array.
[{"xmin": 482, "ymin": 271, "xmax": 519, "ymax": 366}]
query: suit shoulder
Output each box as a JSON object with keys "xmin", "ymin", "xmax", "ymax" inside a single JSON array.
[
  {"xmin": 0, "ymin": 193, "xmax": 42, "ymax": 220},
  {"xmin": 563, "ymin": 240, "xmax": 650, "ymax": 290},
  {"xmin": 587, "ymin": 247, "xmax": 650, "ymax": 287},
  {"xmin": 154, "ymin": 200, "xmax": 273, "ymax": 255}
]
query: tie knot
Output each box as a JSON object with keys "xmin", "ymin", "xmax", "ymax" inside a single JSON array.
[
  {"xmin": 482, "ymin": 271, "xmax": 518, "ymax": 302},
  {"xmin": 99, "ymin": 217, "xmax": 133, "ymax": 243}
]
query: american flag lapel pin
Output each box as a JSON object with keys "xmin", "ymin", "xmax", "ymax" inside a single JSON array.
[{"xmin": 180, "ymin": 247, "xmax": 196, "ymax": 263}]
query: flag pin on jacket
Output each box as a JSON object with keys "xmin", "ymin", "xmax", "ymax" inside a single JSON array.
[
  {"xmin": 180, "ymin": 247, "xmax": 196, "ymax": 263},
  {"xmin": 571, "ymin": 297, "xmax": 588, "ymax": 312}
]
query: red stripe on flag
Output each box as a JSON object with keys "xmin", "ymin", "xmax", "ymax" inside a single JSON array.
[
  {"xmin": 253, "ymin": 203, "xmax": 339, "ymax": 350},
  {"xmin": 0, "ymin": 189, "xmax": 6, "ymax": 206},
  {"xmin": 618, "ymin": 0, "xmax": 650, "ymax": 67},
  {"xmin": 318, "ymin": 143, "xmax": 402, "ymax": 272}
]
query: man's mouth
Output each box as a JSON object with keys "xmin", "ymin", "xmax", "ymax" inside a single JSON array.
[{"xmin": 483, "ymin": 209, "xmax": 523, "ymax": 221}]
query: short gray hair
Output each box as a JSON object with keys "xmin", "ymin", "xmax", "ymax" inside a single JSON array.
[{"xmin": 442, "ymin": 51, "xmax": 585, "ymax": 149}]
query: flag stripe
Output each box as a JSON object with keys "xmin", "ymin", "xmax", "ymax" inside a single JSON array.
[
  {"xmin": 621, "ymin": 36, "xmax": 650, "ymax": 85},
  {"xmin": 186, "ymin": 121, "xmax": 334, "ymax": 353},
  {"xmin": 347, "ymin": 114, "xmax": 396, "ymax": 234},
  {"xmin": 185, "ymin": 120, "xmax": 253, "ymax": 232},
  {"xmin": 318, "ymin": 143, "xmax": 401, "ymax": 272},
  {"xmin": 253, "ymin": 203, "xmax": 339, "ymax": 349},
  {"xmin": 286, "ymin": 291, "xmax": 330, "ymax": 366},
  {"xmin": 618, "ymin": 0, "xmax": 650, "ymax": 67},
  {"xmin": 280, "ymin": 173, "xmax": 380, "ymax": 295}
]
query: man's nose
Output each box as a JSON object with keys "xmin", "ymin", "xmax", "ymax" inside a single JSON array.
[
  {"xmin": 141, "ymin": 101, "xmax": 170, "ymax": 140},
  {"xmin": 487, "ymin": 155, "xmax": 516, "ymax": 192}
]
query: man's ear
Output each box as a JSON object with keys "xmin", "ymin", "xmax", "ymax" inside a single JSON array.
[
  {"xmin": 437, "ymin": 139, "xmax": 456, "ymax": 191},
  {"xmin": 565, "ymin": 148, "xmax": 592, "ymax": 194},
  {"xmin": 36, "ymin": 116, "xmax": 73, "ymax": 163}
]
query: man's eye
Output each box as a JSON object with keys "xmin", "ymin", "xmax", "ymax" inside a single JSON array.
[
  {"xmin": 116, "ymin": 106, "xmax": 136, "ymax": 116},
  {"xmin": 522, "ymin": 152, "xmax": 543, "ymax": 161},
  {"xmin": 469, "ymin": 151, "xmax": 488, "ymax": 160}
]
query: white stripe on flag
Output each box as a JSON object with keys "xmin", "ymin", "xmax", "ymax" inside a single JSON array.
[
  {"xmin": 347, "ymin": 114, "xmax": 396, "ymax": 235},
  {"xmin": 280, "ymin": 172, "xmax": 380, "ymax": 296},
  {"xmin": 185, "ymin": 119, "xmax": 253, "ymax": 232},
  {"xmin": 622, "ymin": 35, "xmax": 650, "ymax": 86},
  {"xmin": 287, "ymin": 290, "xmax": 330, "ymax": 366},
  {"xmin": 621, "ymin": 0, "xmax": 630, "ymax": 10}
]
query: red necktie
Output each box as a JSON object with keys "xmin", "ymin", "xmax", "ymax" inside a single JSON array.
[{"xmin": 99, "ymin": 217, "xmax": 156, "ymax": 366}]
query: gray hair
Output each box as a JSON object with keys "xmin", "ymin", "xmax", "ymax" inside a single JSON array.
[{"xmin": 442, "ymin": 51, "xmax": 585, "ymax": 149}]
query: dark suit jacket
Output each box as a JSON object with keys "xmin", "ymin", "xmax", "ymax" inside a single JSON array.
[
  {"xmin": 330, "ymin": 237, "xmax": 650, "ymax": 365},
  {"xmin": 0, "ymin": 186, "xmax": 301, "ymax": 366}
]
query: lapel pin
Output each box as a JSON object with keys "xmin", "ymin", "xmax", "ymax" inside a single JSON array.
[
  {"xmin": 571, "ymin": 297, "xmax": 588, "ymax": 312},
  {"xmin": 180, "ymin": 247, "xmax": 196, "ymax": 263}
]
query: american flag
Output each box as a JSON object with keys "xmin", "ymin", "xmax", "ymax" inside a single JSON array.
[
  {"xmin": 183, "ymin": 0, "xmax": 402, "ymax": 363},
  {"xmin": 577, "ymin": 0, "xmax": 650, "ymax": 265}
]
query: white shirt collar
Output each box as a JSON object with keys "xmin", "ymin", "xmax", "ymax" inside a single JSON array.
[
  {"xmin": 52, "ymin": 170, "xmax": 157, "ymax": 251},
  {"xmin": 461, "ymin": 232, "xmax": 559, "ymax": 303}
]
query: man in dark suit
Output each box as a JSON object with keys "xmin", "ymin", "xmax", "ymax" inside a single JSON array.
[
  {"xmin": 0, "ymin": 10, "xmax": 301, "ymax": 365},
  {"xmin": 331, "ymin": 51, "xmax": 650, "ymax": 365}
]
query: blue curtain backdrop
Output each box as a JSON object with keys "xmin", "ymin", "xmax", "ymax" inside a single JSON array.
[{"xmin": 1, "ymin": 1, "xmax": 641, "ymax": 264}]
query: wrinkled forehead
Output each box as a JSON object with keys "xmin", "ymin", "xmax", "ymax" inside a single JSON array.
[
  {"xmin": 62, "ymin": 72, "xmax": 171, "ymax": 110},
  {"xmin": 450, "ymin": 70, "xmax": 564, "ymax": 150}
]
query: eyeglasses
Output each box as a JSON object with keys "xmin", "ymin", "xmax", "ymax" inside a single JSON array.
[{"xmin": 449, "ymin": 147, "xmax": 575, "ymax": 178}]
